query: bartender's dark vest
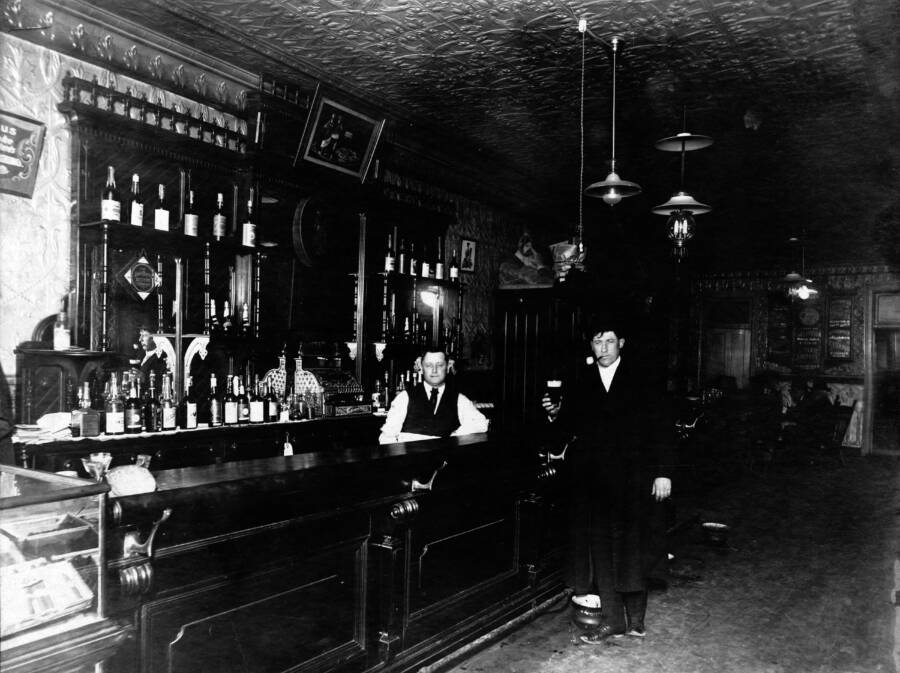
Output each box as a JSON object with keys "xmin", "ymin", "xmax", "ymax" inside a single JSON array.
[{"xmin": 402, "ymin": 384, "xmax": 460, "ymax": 437}]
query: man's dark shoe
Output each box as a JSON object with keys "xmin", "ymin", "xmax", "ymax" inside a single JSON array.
[
  {"xmin": 579, "ymin": 623, "xmax": 625, "ymax": 644},
  {"xmin": 625, "ymin": 622, "xmax": 646, "ymax": 638}
]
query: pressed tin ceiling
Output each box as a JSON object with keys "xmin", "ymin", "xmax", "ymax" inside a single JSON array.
[{"xmin": 55, "ymin": 1, "xmax": 900, "ymax": 270}]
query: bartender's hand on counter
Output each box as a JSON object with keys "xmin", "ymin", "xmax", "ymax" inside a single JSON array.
[{"xmin": 541, "ymin": 393, "xmax": 560, "ymax": 421}]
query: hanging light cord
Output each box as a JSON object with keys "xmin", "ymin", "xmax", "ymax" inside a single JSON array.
[
  {"xmin": 578, "ymin": 21, "xmax": 586, "ymax": 239},
  {"xmin": 610, "ymin": 37, "xmax": 618, "ymax": 170}
]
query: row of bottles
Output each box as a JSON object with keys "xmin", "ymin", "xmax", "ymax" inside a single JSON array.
[
  {"xmin": 209, "ymin": 298, "xmax": 252, "ymax": 338},
  {"xmin": 100, "ymin": 166, "xmax": 256, "ymax": 246},
  {"xmin": 383, "ymin": 233, "xmax": 459, "ymax": 282}
]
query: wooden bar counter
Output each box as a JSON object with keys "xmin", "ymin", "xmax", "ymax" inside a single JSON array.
[{"xmin": 21, "ymin": 425, "xmax": 567, "ymax": 673}]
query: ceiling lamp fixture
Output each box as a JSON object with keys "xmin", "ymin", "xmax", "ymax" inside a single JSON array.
[
  {"xmin": 785, "ymin": 233, "xmax": 818, "ymax": 300},
  {"xmin": 653, "ymin": 113, "xmax": 713, "ymax": 260},
  {"xmin": 584, "ymin": 35, "xmax": 641, "ymax": 206}
]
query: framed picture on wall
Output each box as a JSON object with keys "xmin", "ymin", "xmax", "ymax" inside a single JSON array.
[
  {"xmin": 0, "ymin": 110, "xmax": 46, "ymax": 198},
  {"xmin": 460, "ymin": 238, "xmax": 477, "ymax": 273},
  {"xmin": 295, "ymin": 95, "xmax": 385, "ymax": 182}
]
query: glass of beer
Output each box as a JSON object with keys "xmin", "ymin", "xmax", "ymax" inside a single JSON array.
[{"xmin": 546, "ymin": 379, "xmax": 562, "ymax": 405}]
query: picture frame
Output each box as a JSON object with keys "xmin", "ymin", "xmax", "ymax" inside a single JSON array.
[
  {"xmin": 296, "ymin": 95, "xmax": 385, "ymax": 182},
  {"xmin": 0, "ymin": 109, "xmax": 46, "ymax": 198},
  {"xmin": 460, "ymin": 238, "xmax": 477, "ymax": 273}
]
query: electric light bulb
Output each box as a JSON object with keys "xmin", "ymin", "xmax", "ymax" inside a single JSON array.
[
  {"xmin": 602, "ymin": 189, "xmax": 622, "ymax": 206},
  {"xmin": 797, "ymin": 285, "xmax": 810, "ymax": 300}
]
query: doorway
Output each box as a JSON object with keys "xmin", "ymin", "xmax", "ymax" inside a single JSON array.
[{"xmin": 870, "ymin": 293, "xmax": 900, "ymax": 456}]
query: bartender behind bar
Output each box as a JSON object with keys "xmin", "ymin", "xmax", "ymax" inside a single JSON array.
[{"xmin": 378, "ymin": 347, "xmax": 489, "ymax": 444}]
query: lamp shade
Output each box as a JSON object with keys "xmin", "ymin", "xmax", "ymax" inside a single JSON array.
[
  {"xmin": 652, "ymin": 190, "xmax": 711, "ymax": 215},
  {"xmin": 654, "ymin": 132, "xmax": 714, "ymax": 152},
  {"xmin": 585, "ymin": 171, "xmax": 642, "ymax": 205}
]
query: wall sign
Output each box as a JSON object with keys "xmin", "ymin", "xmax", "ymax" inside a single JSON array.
[{"xmin": 0, "ymin": 110, "xmax": 46, "ymax": 198}]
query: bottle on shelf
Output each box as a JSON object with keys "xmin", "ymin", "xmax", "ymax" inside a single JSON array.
[
  {"xmin": 264, "ymin": 380, "xmax": 280, "ymax": 422},
  {"xmin": 241, "ymin": 191, "xmax": 256, "ymax": 247},
  {"xmin": 209, "ymin": 298, "xmax": 220, "ymax": 335},
  {"xmin": 154, "ymin": 183, "xmax": 170, "ymax": 231},
  {"xmin": 125, "ymin": 378, "xmax": 143, "ymax": 434},
  {"xmin": 160, "ymin": 373, "xmax": 177, "ymax": 430},
  {"xmin": 222, "ymin": 300, "xmax": 233, "ymax": 335},
  {"xmin": 208, "ymin": 373, "xmax": 223, "ymax": 426},
  {"xmin": 249, "ymin": 377, "xmax": 265, "ymax": 424},
  {"xmin": 449, "ymin": 248, "xmax": 460, "ymax": 283},
  {"xmin": 408, "ymin": 242, "xmax": 418, "ymax": 277},
  {"xmin": 398, "ymin": 238, "xmax": 407, "ymax": 275},
  {"xmin": 104, "ymin": 372, "xmax": 125, "ymax": 435},
  {"xmin": 435, "ymin": 237, "xmax": 445, "ymax": 280},
  {"xmin": 420, "ymin": 242, "xmax": 431, "ymax": 279},
  {"xmin": 128, "ymin": 174, "xmax": 143, "ymax": 226},
  {"xmin": 240, "ymin": 302, "xmax": 250, "ymax": 337},
  {"xmin": 213, "ymin": 192, "xmax": 227, "ymax": 241},
  {"xmin": 143, "ymin": 371, "xmax": 161, "ymax": 432},
  {"xmin": 101, "ymin": 166, "xmax": 121, "ymax": 222},
  {"xmin": 223, "ymin": 375, "xmax": 239, "ymax": 426},
  {"xmin": 52, "ymin": 308, "xmax": 71, "ymax": 351},
  {"xmin": 237, "ymin": 377, "xmax": 251, "ymax": 424},
  {"xmin": 384, "ymin": 233, "xmax": 396, "ymax": 273},
  {"xmin": 180, "ymin": 375, "xmax": 198, "ymax": 429},
  {"xmin": 183, "ymin": 189, "xmax": 199, "ymax": 237}
]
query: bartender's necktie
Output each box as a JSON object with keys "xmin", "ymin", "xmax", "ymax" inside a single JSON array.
[{"xmin": 429, "ymin": 387, "xmax": 439, "ymax": 414}]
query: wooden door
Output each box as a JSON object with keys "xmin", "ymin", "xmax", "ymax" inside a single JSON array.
[{"xmin": 702, "ymin": 328, "xmax": 750, "ymax": 390}]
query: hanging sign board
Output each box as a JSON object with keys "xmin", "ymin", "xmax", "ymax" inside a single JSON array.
[{"xmin": 0, "ymin": 110, "xmax": 46, "ymax": 198}]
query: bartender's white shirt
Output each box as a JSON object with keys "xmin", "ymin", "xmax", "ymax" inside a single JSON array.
[
  {"xmin": 598, "ymin": 355, "xmax": 621, "ymax": 391},
  {"xmin": 378, "ymin": 383, "xmax": 489, "ymax": 444}
]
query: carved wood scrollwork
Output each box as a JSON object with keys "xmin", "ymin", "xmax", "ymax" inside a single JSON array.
[{"xmin": 389, "ymin": 498, "xmax": 419, "ymax": 523}]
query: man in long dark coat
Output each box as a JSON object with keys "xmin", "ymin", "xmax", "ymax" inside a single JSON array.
[{"xmin": 544, "ymin": 316, "xmax": 673, "ymax": 641}]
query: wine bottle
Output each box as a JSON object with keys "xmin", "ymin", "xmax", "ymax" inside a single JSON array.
[
  {"xmin": 213, "ymin": 192, "xmax": 227, "ymax": 241},
  {"xmin": 222, "ymin": 300, "xmax": 233, "ymax": 335},
  {"xmin": 209, "ymin": 298, "xmax": 220, "ymax": 335},
  {"xmin": 183, "ymin": 189, "xmax": 199, "ymax": 237},
  {"xmin": 128, "ymin": 174, "xmax": 144, "ymax": 226},
  {"xmin": 237, "ymin": 378, "xmax": 250, "ymax": 424},
  {"xmin": 408, "ymin": 242, "xmax": 418, "ymax": 277},
  {"xmin": 101, "ymin": 166, "xmax": 121, "ymax": 222},
  {"xmin": 384, "ymin": 233, "xmax": 395, "ymax": 273},
  {"xmin": 435, "ymin": 237, "xmax": 445, "ymax": 280},
  {"xmin": 449, "ymin": 249, "xmax": 460, "ymax": 282},
  {"xmin": 420, "ymin": 243, "xmax": 431, "ymax": 278},
  {"xmin": 208, "ymin": 374, "xmax": 223, "ymax": 426},
  {"xmin": 154, "ymin": 183, "xmax": 170, "ymax": 231},
  {"xmin": 249, "ymin": 377, "xmax": 265, "ymax": 424},
  {"xmin": 265, "ymin": 381, "xmax": 280, "ymax": 422},
  {"xmin": 104, "ymin": 372, "xmax": 125, "ymax": 435},
  {"xmin": 143, "ymin": 372, "xmax": 161, "ymax": 432},
  {"xmin": 223, "ymin": 376, "xmax": 239, "ymax": 425},
  {"xmin": 181, "ymin": 375, "xmax": 198, "ymax": 429},
  {"xmin": 241, "ymin": 194, "xmax": 256, "ymax": 247},
  {"xmin": 125, "ymin": 378, "xmax": 143, "ymax": 434},
  {"xmin": 398, "ymin": 238, "xmax": 407, "ymax": 275},
  {"xmin": 160, "ymin": 373, "xmax": 177, "ymax": 430}
]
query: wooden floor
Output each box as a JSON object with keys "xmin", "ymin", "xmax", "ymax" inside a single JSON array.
[{"xmin": 443, "ymin": 451, "xmax": 900, "ymax": 673}]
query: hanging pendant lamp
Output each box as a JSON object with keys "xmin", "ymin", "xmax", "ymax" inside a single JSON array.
[
  {"xmin": 785, "ymin": 234, "xmax": 818, "ymax": 300},
  {"xmin": 584, "ymin": 36, "xmax": 641, "ymax": 205}
]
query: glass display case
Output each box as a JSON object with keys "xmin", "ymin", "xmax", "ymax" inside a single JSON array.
[{"xmin": 0, "ymin": 465, "xmax": 108, "ymax": 652}]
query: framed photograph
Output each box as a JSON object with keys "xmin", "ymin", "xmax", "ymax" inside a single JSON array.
[
  {"xmin": 0, "ymin": 109, "xmax": 46, "ymax": 198},
  {"xmin": 460, "ymin": 238, "xmax": 477, "ymax": 273},
  {"xmin": 296, "ymin": 95, "xmax": 385, "ymax": 182}
]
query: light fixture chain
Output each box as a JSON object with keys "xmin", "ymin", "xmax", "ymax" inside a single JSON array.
[{"xmin": 579, "ymin": 23, "xmax": 585, "ymax": 238}]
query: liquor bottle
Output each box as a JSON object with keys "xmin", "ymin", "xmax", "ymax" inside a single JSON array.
[
  {"xmin": 449, "ymin": 249, "xmax": 460, "ymax": 282},
  {"xmin": 53, "ymin": 309, "xmax": 71, "ymax": 351},
  {"xmin": 249, "ymin": 377, "xmax": 265, "ymax": 424},
  {"xmin": 237, "ymin": 378, "xmax": 251, "ymax": 424},
  {"xmin": 183, "ymin": 189, "xmax": 199, "ymax": 236},
  {"xmin": 101, "ymin": 166, "xmax": 121, "ymax": 222},
  {"xmin": 154, "ymin": 183, "xmax": 170, "ymax": 231},
  {"xmin": 181, "ymin": 375, "xmax": 198, "ymax": 429},
  {"xmin": 125, "ymin": 378, "xmax": 143, "ymax": 434},
  {"xmin": 212, "ymin": 192, "xmax": 227, "ymax": 241},
  {"xmin": 435, "ymin": 237, "xmax": 445, "ymax": 280},
  {"xmin": 222, "ymin": 300, "xmax": 233, "ymax": 335},
  {"xmin": 143, "ymin": 372, "xmax": 161, "ymax": 432},
  {"xmin": 223, "ymin": 376, "xmax": 239, "ymax": 425},
  {"xmin": 210, "ymin": 298, "xmax": 220, "ymax": 335},
  {"xmin": 240, "ymin": 302, "xmax": 250, "ymax": 336},
  {"xmin": 264, "ymin": 380, "xmax": 280, "ymax": 422},
  {"xmin": 128, "ymin": 174, "xmax": 144, "ymax": 226},
  {"xmin": 241, "ymin": 194, "xmax": 256, "ymax": 247},
  {"xmin": 104, "ymin": 372, "xmax": 125, "ymax": 435},
  {"xmin": 371, "ymin": 379, "xmax": 383, "ymax": 412},
  {"xmin": 160, "ymin": 373, "xmax": 177, "ymax": 430},
  {"xmin": 398, "ymin": 238, "xmax": 407, "ymax": 275},
  {"xmin": 384, "ymin": 233, "xmax": 395, "ymax": 273},
  {"xmin": 420, "ymin": 242, "xmax": 431, "ymax": 278},
  {"xmin": 408, "ymin": 242, "xmax": 418, "ymax": 277},
  {"xmin": 208, "ymin": 374, "xmax": 223, "ymax": 426}
]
